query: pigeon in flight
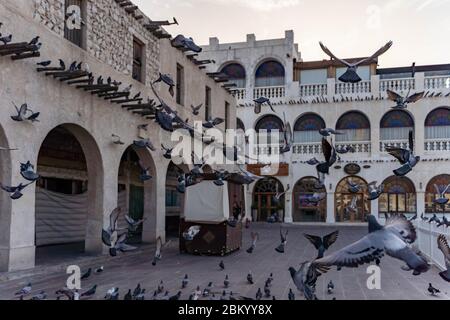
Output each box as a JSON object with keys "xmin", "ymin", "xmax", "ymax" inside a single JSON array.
[
  {"xmin": 319, "ymin": 128, "xmax": 343, "ymax": 137},
  {"xmin": 138, "ymin": 160, "xmax": 153, "ymax": 182},
  {"xmin": 387, "ymin": 89, "xmax": 424, "ymax": 109},
  {"xmin": 289, "ymin": 263, "xmax": 324, "ymax": 300},
  {"xmin": 238, "ymin": 165, "xmax": 262, "ymax": 185},
  {"xmin": 11, "ymin": 102, "xmax": 31, "ymax": 122},
  {"xmin": 0, "ymin": 182, "xmax": 34, "ymax": 200},
  {"xmin": 433, "ymin": 184, "xmax": 450, "ymax": 206},
  {"xmin": 246, "ymin": 232, "xmax": 259, "ymax": 254},
  {"xmin": 316, "ymin": 138, "xmax": 338, "ymax": 175},
  {"xmin": 428, "ymin": 283, "xmax": 440, "ymax": 296},
  {"xmin": 182, "ymin": 225, "xmax": 201, "ymax": 241},
  {"xmin": 319, "ymin": 41, "xmax": 393, "ymax": 83},
  {"xmin": 133, "ymin": 138, "xmax": 156, "ymax": 151},
  {"xmin": 203, "ymin": 117, "xmax": 225, "ymax": 129},
  {"xmin": 161, "ymin": 145, "xmax": 173, "ymax": 160},
  {"xmin": 304, "ymin": 230, "xmax": 339, "ymax": 259},
  {"xmin": 253, "ymin": 97, "xmax": 275, "ymax": 114},
  {"xmin": 437, "ymin": 235, "xmax": 450, "ymax": 282},
  {"xmin": 125, "ymin": 214, "xmax": 146, "ymax": 232},
  {"xmin": 367, "ymin": 182, "xmax": 384, "ymax": 201},
  {"xmin": 347, "ymin": 178, "xmax": 363, "ymax": 193},
  {"xmin": 20, "ymin": 161, "xmax": 40, "ymax": 182},
  {"xmin": 386, "ymin": 131, "xmax": 420, "ymax": 177},
  {"xmin": 111, "ymin": 134, "xmax": 125, "ymax": 145},
  {"xmin": 306, "ymin": 158, "xmax": 320, "ymax": 166},
  {"xmin": 275, "ymin": 227, "xmax": 288, "ymax": 253},
  {"xmin": 109, "ymin": 232, "xmax": 137, "ymax": 257},
  {"xmin": 154, "ymin": 73, "xmax": 175, "ymax": 97},
  {"xmin": 305, "ymin": 192, "xmax": 326, "ymax": 206},
  {"xmin": 102, "ymin": 207, "xmax": 124, "ymax": 247},
  {"xmin": 190, "ymin": 104, "xmax": 203, "ymax": 116}
]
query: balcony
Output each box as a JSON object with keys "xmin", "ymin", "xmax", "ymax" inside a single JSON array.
[
  {"xmin": 335, "ymin": 81, "xmax": 371, "ymax": 96},
  {"xmin": 380, "ymin": 139, "xmax": 409, "ymax": 152},
  {"xmin": 299, "ymin": 83, "xmax": 327, "ymax": 97},
  {"xmin": 253, "ymin": 86, "xmax": 285, "ymax": 99},
  {"xmin": 424, "ymin": 138, "xmax": 450, "ymax": 152}
]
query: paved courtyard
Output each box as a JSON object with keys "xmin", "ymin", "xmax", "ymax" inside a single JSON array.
[{"xmin": 0, "ymin": 223, "xmax": 448, "ymax": 300}]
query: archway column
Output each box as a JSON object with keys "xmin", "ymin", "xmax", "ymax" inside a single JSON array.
[
  {"xmin": 284, "ymin": 191, "xmax": 293, "ymax": 223},
  {"xmin": 142, "ymin": 168, "xmax": 166, "ymax": 244},
  {"xmin": 417, "ymin": 191, "xmax": 425, "ymax": 216},
  {"xmin": 244, "ymin": 186, "xmax": 253, "ymax": 221},
  {"xmin": 326, "ymin": 192, "xmax": 335, "ymax": 223}
]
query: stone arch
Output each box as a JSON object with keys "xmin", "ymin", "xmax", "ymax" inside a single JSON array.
[
  {"xmin": 380, "ymin": 109, "xmax": 415, "ymax": 141},
  {"xmin": 252, "ymin": 177, "xmax": 284, "ymax": 222},
  {"xmin": 335, "ymin": 111, "xmax": 371, "ymax": 142},
  {"xmin": 379, "ymin": 176, "xmax": 417, "ymax": 215},
  {"xmin": 425, "ymin": 107, "xmax": 450, "ymax": 140},
  {"xmin": 219, "ymin": 62, "xmax": 247, "ymax": 88},
  {"xmin": 335, "ymin": 176, "xmax": 370, "ymax": 223},
  {"xmin": 292, "ymin": 176, "xmax": 326, "ymax": 222},
  {"xmin": 254, "ymin": 58, "xmax": 286, "ymax": 87},
  {"xmin": 425, "ymin": 174, "xmax": 450, "ymax": 213},
  {"xmin": 294, "ymin": 113, "xmax": 326, "ymax": 143}
]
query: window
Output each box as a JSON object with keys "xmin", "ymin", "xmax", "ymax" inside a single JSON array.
[
  {"xmin": 166, "ymin": 189, "xmax": 180, "ymax": 207},
  {"xmin": 225, "ymin": 102, "xmax": 230, "ymax": 129},
  {"xmin": 132, "ymin": 38, "xmax": 145, "ymax": 83},
  {"xmin": 379, "ymin": 176, "xmax": 416, "ymax": 214},
  {"xmin": 426, "ymin": 175, "xmax": 450, "ymax": 213},
  {"xmin": 205, "ymin": 86, "xmax": 211, "ymax": 119},
  {"xmin": 64, "ymin": 0, "xmax": 85, "ymax": 48},
  {"xmin": 176, "ymin": 64, "xmax": 184, "ymax": 105}
]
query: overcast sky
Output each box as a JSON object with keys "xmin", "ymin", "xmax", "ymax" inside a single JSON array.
[{"xmin": 133, "ymin": 0, "xmax": 450, "ymax": 67}]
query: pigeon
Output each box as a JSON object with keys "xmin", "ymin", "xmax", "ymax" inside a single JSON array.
[
  {"xmin": 69, "ymin": 61, "xmax": 78, "ymax": 72},
  {"xmin": 428, "ymin": 283, "xmax": 440, "ymax": 296},
  {"xmin": 135, "ymin": 289, "xmax": 146, "ymax": 300},
  {"xmin": 133, "ymin": 138, "xmax": 156, "ymax": 151},
  {"xmin": 172, "ymin": 35, "xmax": 202, "ymax": 52},
  {"xmin": 305, "ymin": 193, "xmax": 326, "ymax": 206},
  {"xmin": 95, "ymin": 266, "xmax": 104, "ymax": 274},
  {"xmin": 81, "ymin": 285, "xmax": 97, "ymax": 298},
  {"xmin": 219, "ymin": 260, "xmax": 225, "ymax": 270},
  {"xmin": 253, "ymin": 97, "xmax": 275, "ymax": 114},
  {"xmin": 58, "ymin": 59, "xmax": 66, "ymax": 70},
  {"xmin": 224, "ymin": 275, "xmax": 230, "ymax": 288},
  {"xmin": 182, "ymin": 274, "xmax": 189, "ymax": 289},
  {"xmin": 319, "ymin": 128, "xmax": 343, "ymax": 137},
  {"xmin": 31, "ymin": 291, "xmax": 47, "ymax": 300},
  {"xmin": 409, "ymin": 213, "xmax": 418, "ymax": 222},
  {"xmin": 27, "ymin": 111, "xmax": 40, "ymax": 123},
  {"xmin": 246, "ymin": 232, "xmax": 259, "ymax": 254},
  {"xmin": 0, "ymin": 34, "xmax": 12, "ymax": 45},
  {"xmin": 386, "ymin": 130, "xmax": 420, "ymax": 177},
  {"xmin": 288, "ymin": 289, "xmax": 295, "ymax": 300},
  {"xmin": 0, "ymin": 181, "xmax": 33, "ymax": 200},
  {"xmin": 125, "ymin": 214, "xmax": 146, "ymax": 232},
  {"xmin": 15, "ymin": 283, "xmax": 32, "ymax": 296},
  {"xmin": 154, "ymin": 73, "xmax": 175, "ymax": 96},
  {"xmin": 316, "ymin": 138, "xmax": 337, "ymax": 175},
  {"xmin": 304, "ymin": 231, "xmax": 339, "ymax": 259},
  {"xmin": 37, "ymin": 60, "xmax": 52, "ymax": 67},
  {"xmin": 169, "ymin": 291, "xmax": 182, "ymax": 301},
  {"xmin": 11, "ymin": 102, "xmax": 30, "ymax": 122},
  {"xmin": 182, "ymin": 225, "xmax": 201, "ymax": 241},
  {"xmin": 157, "ymin": 281, "xmax": 164, "ymax": 294},
  {"xmin": 29, "ymin": 36, "xmax": 40, "ymax": 46},
  {"xmin": 105, "ymin": 287, "xmax": 119, "ymax": 300},
  {"xmin": 336, "ymin": 145, "xmax": 355, "ymax": 154},
  {"xmin": 203, "ymin": 282, "xmax": 213, "ymax": 297},
  {"xmin": 264, "ymin": 286, "xmax": 271, "ymax": 298},
  {"xmin": 319, "ymin": 41, "xmax": 393, "ymax": 83},
  {"xmin": 347, "ymin": 178, "xmax": 363, "ymax": 193},
  {"xmin": 429, "ymin": 214, "xmax": 440, "ymax": 225},
  {"xmin": 433, "ymin": 184, "xmax": 450, "ymax": 206},
  {"xmin": 437, "ymin": 215, "xmax": 450, "ymax": 228},
  {"xmin": 289, "ymin": 264, "xmax": 322, "ymax": 300},
  {"xmin": 111, "ymin": 134, "xmax": 125, "ymax": 145},
  {"xmin": 306, "ymin": 158, "xmax": 320, "ymax": 166},
  {"xmin": 137, "ymin": 160, "xmax": 152, "ymax": 182},
  {"xmin": 280, "ymin": 113, "xmax": 293, "ymax": 154},
  {"xmin": 81, "ymin": 268, "xmax": 92, "ymax": 280},
  {"xmin": 387, "ymin": 89, "xmax": 424, "ymax": 109},
  {"xmin": 56, "ymin": 288, "xmax": 76, "ymax": 300},
  {"xmin": 367, "ymin": 182, "xmax": 384, "ymax": 201},
  {"xmin": 247, "ymin": 272, "xmax": 254, "ymax": 285},
  {"xmin": 161, "ymin": 145, "xmax": 173, "ymax": 160},
  {"xmin": 203, "ymin": 117, "xmax": 225, "ymax": 129},
  {"xmin": 101, "ymin": 207, "xmax": 125, "ymax": 247},
  {"xmin": 124, "ymin": 289, "xmax": 132, "ymax": 300},
  {"xmin": 421, "ymin": 213, "xmax": 429, "ymax": 222},
  {"xmin": 152, "ymin": 237, "xmax": 165, "ymax": 266},
  {"xmin": 255, "ymin": 288, "xmax": 262, "ymax": 300},
  {"xmin": 133, "ymin": 284, "xmax": 142, "ymax": 298},
  {"xmin": 344, "ymin": 196, "xmax": 359, "ymax": 220},
  {"xmin": 190, "ymin": 104, "xmax": 203, "ymax": 116},
  {"xmin": 20, "ymin": 161, "xmax": 40, "ymax": 182},
  {"xmin": 275, "ymin": 227, "xmax": 288, "ymax": 253},
  {"xmin": 437, "ymin": 235, "xmax": 450, "ymax": 282},
  {"xmin": 327, "ymin": 281, "xmax": 335, "ymax": 294},
  {"xmin": 109, "ymin": 231, "xmax": 137, "ymax": 257}
]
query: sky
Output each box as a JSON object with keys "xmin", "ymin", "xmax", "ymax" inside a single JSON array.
[{"xmin": 133, "ymin": 0, "xmax": 450, "ymax": 68}]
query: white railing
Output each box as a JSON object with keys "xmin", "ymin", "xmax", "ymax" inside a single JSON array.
[
  {"xmin": 254, "ymin": 146, "xmax": 281, "ymax": 156},
  {"xmin": 380, "ymin": 139, "xmax": 409, "ymax": 152},
  {"xmin": 424, "ymin": 76, "xmax": 450, "ymax": 91},
  {"xmin": 253, "ymin": 86, "xmax": 285, "ymax": 99},
  {"xmin": 416, "ymin": 219, "xmax": 450, "ymax": 270},
  {"xmin": 380, "ymin": 78, "xmax": 415, "ymax": 94},
  {"xmin": 424, "ymin": 139, "xmax": 450, "ymax": 152},
  {"xmin": 299, "ymin": 83, "xmax": 327, "ymax": 97},
  {"xmin": 336, "ymin": 141, "xmax": 371, "ymax": 153},
  {"xmin": 293, "ymin": 142, "xmax": 322, "ymax": 155},
  {"xmin": 335, "ymin": 81, "xmax": 371, "ymax": 95},
  {"xmin": 232, "ymin": 88, "xmax": 246, "ymax": 100}
]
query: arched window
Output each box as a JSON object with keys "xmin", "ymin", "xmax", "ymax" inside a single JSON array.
[
  {"xmin": 253, "ymin": 178, "xmax": 284, "ymax": 222},
  {"xmin": 294, "ymin": 113, "xmax": 325, "ymax": 143},
  {"xmin": 221, "ymin": 63, "xmax": 246, "ymax": 88},
  {"xmin": 255, "ymin": 115, "xmax": 284, "ymax": 144},
  {"xmin": 255, "ymin": 60, "xmax": 285, "ymax": 87},
  {"xmin": 426, "ymin": 175, "xmax": 450, "ymax": 213},
  {"xmin": 379, "ymin": 176, "xmax": 416, "ymax": 215},
  {"xmin": 425, "ymin": 107, "xmax": 450, "ymax": 140},
  {"xmin": 237, "ymin": 118, "xmax": 245, "ymax": 132},
  {"xmin": 335, "ymin": 111, "xmax": 371, "ymax": 142},
  {"xmin": 380, "ymin": 110, "xmax": 414, "ymax": 141},
  {"xmin": 293, "ymin": 177, "xmax": 326, "ymax": 222},
  {"xmin": 335, "ymin": 176, "xmax": 370, "ymax": 223}
]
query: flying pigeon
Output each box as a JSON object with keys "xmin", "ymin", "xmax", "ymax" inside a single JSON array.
[
  {"xmin": 289, "ymin": 263, "xmax": 323, "ymax": 300},
  {"xmin": 138, "ymin": 160, "xmax": 153, "ymax": 182},
  {"xmin": 111, "ymin": 134, "xmax": 125, "ymax": 145},
  {"xmin": 319, "ymin": 41, "xmax": 393, "ymax": 83},
  {"xmin": 437, "ymin": 235, "xmax": 450, "ymax": 282},
  {"xmin": 246, "ymin": 232, "xmax": 259, "ymax": 254},
  {"xmin": 190, "ymin": 104, "xmax": 203, "ymax": 116},
  {"xmin": 0, "ymin": 181, "xmax": 33, "ymax": 200},
  {"xmin": 11, "ymin": 102, "xmax": 30, "ymax": 122},
  {"xmin": 109, "ymin": 232, "xmax": 137, "ymax": 257},
  {"xmin": 275, "ymin": 227, "xmax": 288, "ymax": 253},
  {"xmin": 304, "ymin": 230, "xmax": 339, "ymax": 259},
  {"xmin": 161, "ymin": 144, "xmax": 173, "ymax": 160},
  {"xmin": 385, "ymin": 130, "xmax": 420, "ymax": 177},
  {"xmin": 316, "ymin": 138, "xmax": 337, "ymax": 175},
  {"xmin": 154, "ymin": 73, "xmax": 175, "ymax": 97},
  {"xmin": 305, "ymin": 193, "xmax": 326, "ymax": 206},
  {"xmin": 125, "ymin": 214, "xmax": 146, "ymax": 232},
  {"xmin": 433, "ymin": 184, "xmax": 450, "ymax": 206},
  {"xmin": 367, "ymin": 182, "xmax": 384, "ymax": 201},
  {"xmin": 387, "ymin": 89, "xmax": 424, "ymax": 109},
  {"xmin": 347, "ymin": 178, "xmax": 363, "ymax": 193},
  {"xmin": 253, "ymin": 97, "xmax": 275, "ymax": 114},
  {"xmin": 203, "ymin": 117, "xmax": 225, "ymax": 129},
  {"xmin": 182, "ymin": 225, "xmax": 201, "ymax": 241},
  {"xmin": 133, "ymin": 138, "xmax": 156, "ymax": 151},
  {"xmin": 20, "ymin": 161, "xmax": 40, "ymax": 182},
  {"xmin": 319, "ymin": 128, "xmax": 343, "ymax": 137},
  {"xmin": 101, "ymin": 207, "xmax": 124, "ymax": 247}
]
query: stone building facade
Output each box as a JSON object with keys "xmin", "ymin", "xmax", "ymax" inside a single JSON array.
[
  {"xmin": 0, "ymin": 0, "xmax": 236, "ymax": 272},
  {"xmin": 199, "ymin": 31, "xmax": 450, "ymax": 225}
]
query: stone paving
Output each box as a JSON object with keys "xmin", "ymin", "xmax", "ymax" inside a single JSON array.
[{"xmin": 0, "ymin": 223, "xmax": 449, "ymax": 300}]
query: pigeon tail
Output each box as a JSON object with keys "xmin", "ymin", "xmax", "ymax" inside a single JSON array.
[
  {"xmin": 338, "ymin": 69, "xmax": 362, "ymax": 84},
  {"xmin": 368, "ymin": 215, "xmax": 383, "ymax": 233},
  {"xmin": 393, "ymin": 163, "xmax": 412, "ymax": 177}
]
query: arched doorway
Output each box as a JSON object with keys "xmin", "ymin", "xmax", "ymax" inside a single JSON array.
[
  {"xmin": 335, "ymin": 176, "xmax": 370, "ymax": 222},
  {"xmin": 252, "ymin": 178, "xmax": 284, "ymax": 222},
  {"xmin": 221, "ymin": 63, "xmax": 246, "ymax": 89},
  {"xmin": 379, "ymin": 176, "xmax": 416, "ymax": 215},
  {"xmin": 165, "ymin": 162, "xmax": 186, "ymax": 238},
  {"xmin": 35, "ymin": 124, "xmax": 103, "ymax": 264},
  {"xmin": 426, "ymin": 174, "xmax": 450, "ymax": 213},
  {"xmin": 255, "ymin": 60, "xmax": 285, "ymax": 87},
  {"xmin": 293, "ymin": 177, "xmax": 326, "ymax": 222}
]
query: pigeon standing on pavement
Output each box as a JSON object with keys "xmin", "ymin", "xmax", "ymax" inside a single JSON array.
[
  {"xmin": 182, "ymin": 274, "xmax": 189, "ymax": 289},
  {"xmin": 428, "ymin": 283, "xmax": 440, "ymax": 296},
  {"xmin": 288, "ymin": 289, "xmax": 295, "ymax": 300},
  {"xmin": 219, "ymin": 260, "xmax": 225, "ymax": 270},
  {"xmin": 327, "ymin": 281, "xmax": 335, "ymax": 294},
  {"xmin": 247, "ymin": 272, "xmax": 254, "ymax": 285}
]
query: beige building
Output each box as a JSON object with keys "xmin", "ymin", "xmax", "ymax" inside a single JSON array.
[{"xmin": 0, "ymin": 0, "xmax": 237, "ymax": 272}]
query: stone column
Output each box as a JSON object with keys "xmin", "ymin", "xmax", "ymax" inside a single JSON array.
[
  {"xmin": 244, "ymin": 185, "xmax": 253, "ymax": 221},
  {"xmin": 326, "ymin": 192, "xmax": 336, "ymax": 223},
  {"xmin": 417, "ymin": 191, "xmax": 426, "ymax": 217},
  {"xmin": 284, "ymin": 191, "xmax": 293, "ymax": 223},
  {"xmin": 142, "ymin": 172, "xmax": 166, "ymax": 244},
  {"xmin": 327, "ymin": 78, "xmax": 335, "ymax": 101}
]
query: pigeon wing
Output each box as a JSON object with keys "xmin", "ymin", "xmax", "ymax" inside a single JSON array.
[
  {"xmin": 386, "ymin": 90, "xmax": 403, "ymax": 102},
  {"xmin": 323, "ymin": 230, "xmax": 339, "ymax": 250},
  {"xmin": 437, "ymin": 235, "xmax": 450, "ymax": 268},
  {"xmin": 408, "ymin": 130, "xmax": 414, "ymax": 152},
  {"xmin": 385, "ymin": 147, "xmax": 409, "ymax": 164},
  {"xmin": 384, "ymin": 215, "xmax": 417, "ymax": 244},
  {"xmin": 319, "ymin": 42, "xmax": 351, "ymax": 67},
  {"xmin": 321, "ymin": 138, "xmax": 332, "ymax": 163},
  {"xmin": 355, "ymin": 41, "xmax": 393, "ymax": 66},
  {"xmin": 304, "ymin": 234, "xmax": 323, "ymax": 250},
  {"xmin": 109, "ymin": 207, "xmax": 121, "ymax": 231},
  {"xmin": 405, "ymin": 92, "xmax": 424, "ymax": 104}
]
